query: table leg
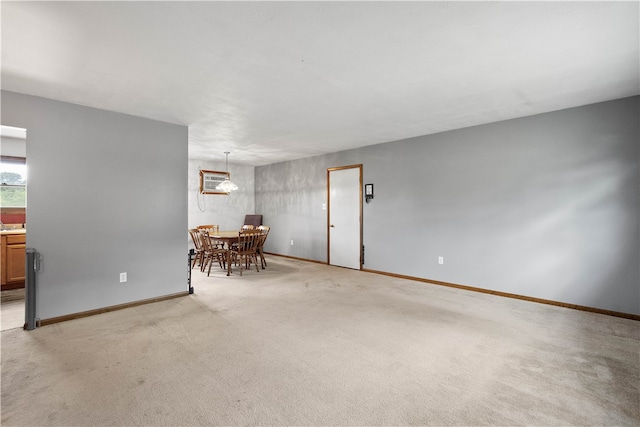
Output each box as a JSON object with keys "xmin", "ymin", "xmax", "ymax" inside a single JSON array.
[{"xmin": 227, "ymin": 250, "xmax": 232, "ymax": 276}]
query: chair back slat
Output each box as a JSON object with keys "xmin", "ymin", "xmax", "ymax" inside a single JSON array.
[
  {"xmin": 231, "ymin": 230, "xmax": 261, "ymax": 275},
  {"xmin": 188, "ymin": 228, "xmax": 205, "ymax": 269},
  {"xmin": 197, "ymin": 224, "xmax": 219, "ymax": 233},
  {"xmin": 198, "ymin": 229, "xmax": 227, "ymax": 276},
  {"xmin": 199, "ymin": 229, "xmax": 212, "ymax": 251},
  {"xmin": 256, "ymin": 226, "xmax": 270, "ymax": 269},
  {"xmin": 189, "ymin": 229, "xmax": 201, "ymax": 249},
  {"xmin": 237, "ymin": 230, "xmax": 261, "ymax": 252}
]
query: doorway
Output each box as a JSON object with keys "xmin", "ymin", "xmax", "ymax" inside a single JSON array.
[
  {"xmin": 327, "ymin": 164, "xmax": 362, "ymax": 269},
  {"xmin": 1, "ymin": 125, "xmax": 27, "ymax": 330}
]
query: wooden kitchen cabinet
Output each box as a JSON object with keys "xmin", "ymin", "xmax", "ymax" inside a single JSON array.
[{"xmin": 1, "ymin": 231, "xmax": 26, "ymax": 290}]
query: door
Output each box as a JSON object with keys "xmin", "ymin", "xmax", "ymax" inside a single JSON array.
[{"xmin": 328, "ymin": 165, "xmax": 362, "ymax": 269}]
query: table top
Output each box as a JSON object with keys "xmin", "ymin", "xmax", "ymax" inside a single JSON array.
[{"xmin": 209, "ymin": 230, "xmax": 240, "ymax": 239}]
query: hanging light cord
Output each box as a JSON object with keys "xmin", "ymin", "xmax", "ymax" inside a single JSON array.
[{"xmin": 196, "ymin": 166, "xmax": 206, "ymax": 212}]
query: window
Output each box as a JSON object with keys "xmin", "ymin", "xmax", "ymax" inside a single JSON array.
[{"xmin": 1, "ymin": 157, "xmax": 27, "ymax": 207}]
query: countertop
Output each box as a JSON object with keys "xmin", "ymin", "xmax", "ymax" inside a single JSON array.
[{"xmin": 1, "ymin": 229, "xmax": 26, "ymax": 236}]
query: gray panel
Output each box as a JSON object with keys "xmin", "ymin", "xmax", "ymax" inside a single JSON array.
[
  {"xmin": 2, "ymin": 91, "xmax": 188, "ymax": 319},
  {"xmin": 256, "ymin": 97, "xmax": 640, "ymax": 315}
]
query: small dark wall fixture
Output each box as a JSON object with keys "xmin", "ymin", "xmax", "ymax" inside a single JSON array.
[{"xmin": 365, "ymin": 183, "xmax": 374, "ymax": 203}]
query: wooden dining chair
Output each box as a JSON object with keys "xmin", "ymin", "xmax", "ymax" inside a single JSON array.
[
  {"xmin": 231, "ymin": 224, "xmax": 253, "ymax": 252},
  {"xmin": 256, "ymin": 225, "xmax": 270, "ymax": 269},
  {"xmin": 198, "ymin": 224, "xmax": 223, "ymax": 248},
  {"xmin": 199, "ymin": 229, "xmax": 227, "ymax": 276},
  {"xmin": 230, "ymin": 230, "xmax": 261, "ymax": 276},
  {"xmin": 188, "ymin": 228, "xmax": 205, "ymax": 269}
]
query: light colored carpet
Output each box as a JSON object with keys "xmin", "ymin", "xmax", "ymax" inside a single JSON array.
[
  {"xmin": 1, "ymin": 256, "xmax": 638, "ymax": 426},
  {"xmin": 1, "ymin": 289, "xmax": 25, "ymax": 332}
]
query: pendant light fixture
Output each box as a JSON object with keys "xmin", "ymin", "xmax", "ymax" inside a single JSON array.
[{"xmin": 216, "ymin": 151, "xmax": 239, "ymax": 192}]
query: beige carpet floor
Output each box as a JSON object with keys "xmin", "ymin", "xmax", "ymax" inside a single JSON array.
[
  {"xmin": 1, "ymin": 256, "xmax": 638, "ymax": 426},
  {"xmin": 1, "ymin": 289, "xmax": 25, "ymax": 332}
]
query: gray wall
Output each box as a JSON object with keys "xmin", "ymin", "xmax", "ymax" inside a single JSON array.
[
  {"xmin": 256, "ymin": 97, "xmax": 640, "ymax": 316},
  {"xmin": 187, "ymin": 159, "xmax": 255, "ymax": 232},
  {"xmin": 1, "ymin": 91, "xmax": 188, "ymax": 319}
]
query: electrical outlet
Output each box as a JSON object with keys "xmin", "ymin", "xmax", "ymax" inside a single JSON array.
[
  {"xmin": 438, "ymin": 256, "xmax": 444, "ymax": 265},
  {"xmin": 120, "ymin": 272, "xmax": 127, "ymax": 283}
]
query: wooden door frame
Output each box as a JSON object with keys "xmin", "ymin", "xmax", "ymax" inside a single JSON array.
[{"xmin": 327, "ymin": 164, "xmax": 363, "ymax": 269}]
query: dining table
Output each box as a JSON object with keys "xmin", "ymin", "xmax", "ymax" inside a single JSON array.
[{"xmin": 208, "ymin": 230, "xmax": 240, "ymax": 276}]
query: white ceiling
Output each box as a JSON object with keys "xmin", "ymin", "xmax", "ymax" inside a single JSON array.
[{"xmin": 2, "ymin": 1, "xmax": 638, "ymax": 166}]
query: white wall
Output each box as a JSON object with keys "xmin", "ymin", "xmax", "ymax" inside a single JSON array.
[{"xmin": 1, "ymin": 91, "xmax": 188, "ymax": 319}]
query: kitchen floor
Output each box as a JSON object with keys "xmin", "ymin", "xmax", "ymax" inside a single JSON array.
[{"xmin": 1, "ymin": 289, "xmax": 24, "ymax": 331}]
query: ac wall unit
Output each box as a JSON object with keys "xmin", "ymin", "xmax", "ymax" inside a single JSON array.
[{"xmin": 199, "ymin": 169, "xmax": 230, "ymax": 195}]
